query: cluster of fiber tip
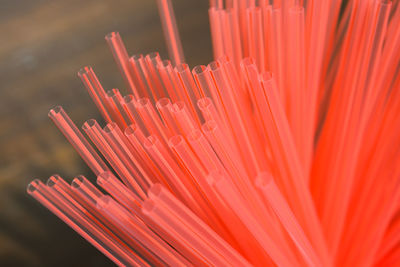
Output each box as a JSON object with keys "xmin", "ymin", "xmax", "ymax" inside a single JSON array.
[{"xmin": 27, "ymin": 0, "xmax": 400, "ymax": 266}]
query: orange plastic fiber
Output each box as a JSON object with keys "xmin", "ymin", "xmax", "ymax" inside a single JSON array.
[{"xmin": 28, "ymin": 0, "xmax": 400, "ymax": 266}]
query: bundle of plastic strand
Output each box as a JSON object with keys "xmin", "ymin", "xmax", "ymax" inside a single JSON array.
[
  {"xmin": 208, "ymin": 0, "xmax": 400, "ymax": 266},
  {"xmin": 27, "ymin": 0, "xmax": 400, "ymax": 266}
]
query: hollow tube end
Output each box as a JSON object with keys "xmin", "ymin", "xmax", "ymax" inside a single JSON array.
[
  {"xmin": 48, "ymin": 106, "xmax": 63, "ymax": 118},
  {"xmin": 27, "ymin": 179, "xmax": 42, "ymax": 194},
  {"xmin": 82, "ymin": 119, "xmax": 98, "ymax": 131}
]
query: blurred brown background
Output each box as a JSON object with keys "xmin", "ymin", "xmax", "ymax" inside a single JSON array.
[{"xmin": 0, "ymin": 0, "xmax": 212, "ymax": 266}]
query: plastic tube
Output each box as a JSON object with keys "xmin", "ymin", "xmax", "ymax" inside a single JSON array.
[
  {"xmin": 209, "ymin": 7, "xmax": 225, "ymax": 59},
  {"xmin": 106, "ymin": 88, "xmax": 130, "ymax": 129},
  {"xmin": 70, "ymin": 175, "xmax": 156, "ymax": 265},
  {"xmin": 142, "ymin": 135, "xmax": 209, "ymax": 222},
  {"xmin": 103, "ymin": 122, "xmax": 153, "ymax": 190},
  {"xmin": 171, "ymin": 101, "xmax": 198, "ymax": 135},
  {"xmin": 128, "ymin": 55, "xmax": 150, "ymax": 99},
  {"xmin": 48, "ymin": 106, "xmax": 109, "ymax": 176},
  {"xmin": 135, "ymin": 98, "xmax": 171, "ymax": 145},
  {"xmin": 105, "ymin": 32, "xmax": 139, "ymax": 98},
  {"xmin": 186, "ymin": 129, "xmax": 223, "ymax": 173},
  {"xmin": 27, "ymin": 179, "xmax": 144, "ymax": 267},
  {"xmin": 97, "ymin": 172, "xmax": 143, "ymax": 219},
  {"xmin": 156, "ymin": 0, "xmax": 185, "ymax": 65},
  {"xmin": 142, "ymin": 194, "xmax": 233, "ymax": 266},
  {"xmin": 121, "ymin": 95, "xmax": 148, "ymax": 136},
  {"xmin": 144, "ymin": 52, "xmax": 167, "ymax": 100},
  {"xmin": 210, "ymin": 171, "xmax": 296, "ymax": 266},
  {"xmin": 256, "ymin": 173, "xmax": 321, "ymax": 267},
  {"xmin": 97, "ymin": 195, "xmax": 190, "ymax": 266},
  {"xmin": 157, "ymin": 60, "xmax": 180, "ymax": 102},
  {"xmin": 286, "ymin": 5, "xmax": 307, "ymax": 174},
  {"xmin": 71, "ymin": 175, "xmax": 104, "ymax": 206},
  {"xmin": 148, "ymin": 183, "xmax": 251, "ymax": 266},
  {"xmin": 169, "ymin": 135, "xmax": 242, "ymax": 244},
  {"xmin": 156, "ymin": 98, "xmax": 181, "ymax": 135},
  {"xmin": 209, "ymin": 60, "xmax": 263, "ymax": 177},
  {"xmin": 226, "ymin": 8, "xmax": 243, "ymax": 70},
  {"xmin": 78, "ymin": 66, "xmax": 113, "ymax": 124},
  {"xmin": 259, "ymin": 72, "xmax": 330, "ymax": 265},
  {"xmin": 82, "ymin": 119, "xmax": 146, "ymax": 200}
]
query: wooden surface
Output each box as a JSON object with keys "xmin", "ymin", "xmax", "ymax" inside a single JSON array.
[{"xmin": 0, "ymin": 0, "xmax": 212, "ymax": 266}]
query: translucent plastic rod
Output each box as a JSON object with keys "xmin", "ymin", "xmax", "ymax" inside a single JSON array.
[
  {"xmin": 219, "ymin": 10, "xmax": 234, "ymax": 63},
  {"xmin": 186, "ymin": 129, "xmax": 224, "ymax": 173},
  {"xmin": 124, "ymin": 124, "xmax": 166, "ymax": 183},
  {"xmin": 71, "ymin": 175, "xmax": 103, "ymax": 206},
  {"xmin": 168, "ymin": 135, "xmax": 234, "ymax": 240},
  {"xmin": 120, "ymin": 95, "xmax": 148, "ymax": 136},
  {"xmin": 175, "ymin": 63, "xmax": 205, "ymax": 100},
  {"xmin": 313, "ymin": 1, "xmax": 393, "ymax": 255},
  {"xmin": 129, "ymin": 55, "xmax": 152, "ymax": 99},
  {"xmin": 226, "ymin": 8, "xmax": 243, "ymax": 70},
  {"xmin": 209, "ymin": 60, "xmax": 263, "ymax": 176},
  {"xmin": 82, "ymin": 119, "xmax": 146, "ymax": 200},
  {"xmin": 142, "ymin": 135, "xmax": 204, "ymax": 215},
  {"xmin": 203, "ymin": 171, "xmax": 275, "ymax": 265},
  {"xmin": 192, "ymin": 65, "xmax": 232, "ymax": 132},
  {"xmin": 200, "ymin": 121, "xmax": 278, "ymax": 235},
  {"xmin": 252, "ymin": 7, "xmax": 265, "ymax": 73},
  {"xmin": 260, "ymin": 2, "xmax": 272, "ymax": 71},
  {"xmin": 47, "ymin": 175, "xmax": 121, "ymax": 241},
  {"xmin": 175, "ymin": 63, "xmax": 205, "ymax": 122},
  {"xmin": 105, "ymin": 32, "xmax": 139, "ymax": 98},
  {"xmin": 144, "ymin": 52, "xmax": 167, "ymax": 100},
  {"xmin": 135, "ymin": 98, "xmax": 171, "ymax": 145},
  {"xmin": 97, "ymin": 195, "xmax": 191, "ymax": 266},
  {"xmin": 305, "ymin": 0, "xmax": 330, "ymax": 160},
  {"xmin": 197, "ymin": 97, "xmax": 226, "ymax": 132},
  {"xmin": 70, "ymin": 175, "xmax": 156, "ymax": 265},
  {"xmin": 210, "ymin": 171, "xmax": 296, "ymax": 266},
  {"xmin": 78, "ymin": 66, "xmax": 113, "ymax": 124},
  {"xmin": 286, "ymin": 5, "xmax": 308, "ymax": 174},
  {"xmin": 27, "ymin": 180, "xmax": 144, "ymax": 267},
  {"xmin": 136, "ymin": 54, "xmax": 161, "ymax": 101},
  {"xmin": 106, "ymin": 88, "xmax": 130, "ymax": 129},
  {"xmin": 156, "ymin": 0, "xmax": 185, "ymax": 65},
  {"xmin": 256, "ymin": 173, "xmax": 322, "ymax": 267},
  {"xmin": 259, "ymin": 72, "xmax": 330, "ymax": 264},
  {"xmin": 148, "ymin": 183, "xmax": 251, "ymax": 266},
  {"xmin": 218, "ymin": 56, "xmax": 264, "ymax": 159},
  {"xmin": 157, "ymin": 60, "xmax": 181, "ymax": 103},
  {"xmin": 156, "ymin": 98, "xmax": 181, "ymax": 135},
  {"xmin": 103, "ymin": 122, "xmax": 153, "ymax": 191},
  {"xmin": 209, "ymin": 7, "xmax": 225, "ymax": 59},
  {"xmin": 142, "ymin": 196, "xmax": 232, "ymax": 266},
  {"xmin": 243, "ymin": 59, "xmax": 329, "ymax": 262},
  {"xmin": 269, "ymin": 8, "xmax": 286, "ymax": 107},
  {"xmin": 48, "ymin": 106, "xmax": 109, "ymax": 176},
  {"xmin": 200, "ymin": 120, "xmax": 249, "ymax": 193},
  {"xmin": 97, "ymin": 172, "xmax": 143, "ymax": 219},
  {"xmin": 171, "ymin": 101, "xmax": 198, "ymax": 135}
]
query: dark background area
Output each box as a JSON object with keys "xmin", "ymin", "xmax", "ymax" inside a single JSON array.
[{"xmin": 0, "ymin": 0, "xmax": 212, "ymax": 266}]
